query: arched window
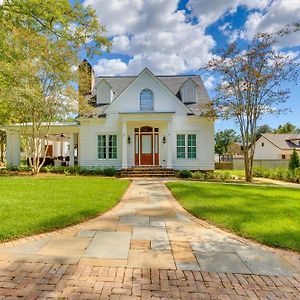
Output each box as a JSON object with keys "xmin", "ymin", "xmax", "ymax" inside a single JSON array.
[{"xmin": 140, "ymin": 89, "xmax": 154, "ymax": 111}]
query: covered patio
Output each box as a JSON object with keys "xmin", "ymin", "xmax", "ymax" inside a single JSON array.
[{"xmin": 2, "ymin": 122, "xmax": 79, "ymax": 168}]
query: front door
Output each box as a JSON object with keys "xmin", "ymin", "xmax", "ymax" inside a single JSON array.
[
  {"xmin": 140, "ymin": 134, "xmax": 153, "ymax": 165},
  {"xmin": 134, "ymin": 126, "xmax": 159, "ymax": 166}
]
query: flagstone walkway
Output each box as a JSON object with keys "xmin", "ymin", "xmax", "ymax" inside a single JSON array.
[{"xmin": 0, "ymin": 178, "xmax": 300, "ymax": 299}]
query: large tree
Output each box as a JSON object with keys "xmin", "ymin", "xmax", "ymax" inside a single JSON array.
[
  {"xmin": 0, "ymin": 0, "xmax": 110, "ymax": 173},
  {"xmin": 206, "ymin": 27, "xmax": 299, "ymax": 182}
]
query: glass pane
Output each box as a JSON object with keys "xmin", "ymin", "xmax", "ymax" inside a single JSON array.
[
  {"xmin": 98, "ymin": 135, "xmax": 106, "ymax": 159},
  {"xmin": 177, "ymin": 147, "xmax": 185, "ymax": 158},
  {"xmin": 108, "ymin": 135, "xmax": 117, "ymax": 159},
  {"xmin": 188, "ymin": 147, "xmax": 196, "ymax": 159},
  {"xmin": 154, "ymin": 135, "xmax": 158, "ymax": 153},
  {"xmin": 140, "ymin": 89, "xmax": 154, "ymax": 111},
  {"xmin": 142, "ymin": 135, "xmax": 152, "ymax": 154},
  {"xmin": 135, "ymin": 135, "xmax": 139, "ymax": 154},
  {"xmin": 188, "ymin": 134, "xmax": 196, "ymax": 146},
  {"xmin": 177, "ymin": 135, "xmax": 185, "ymax": 147}
]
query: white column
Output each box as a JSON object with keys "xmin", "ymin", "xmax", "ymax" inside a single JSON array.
[
  {"xmin": 6, "ymin": 131, "xmax": 21, "ymax": 168},
  {"xmin": 122, "ymin": 121, "xmax": 128, "ymax": 169},
  {"xmin": 167, "ymin": 121, "xmax": 172, "ymax": 169},
  {"xmin": 69, "ymin": 133, "xmax": 75, "ymax": 167}
]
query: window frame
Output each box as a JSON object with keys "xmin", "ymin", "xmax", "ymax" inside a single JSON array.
[
  {"xmin": 97, "ymin": 134, "xmax": 118, "ymax": 160},
  {"xmin": 176, "ymin": 133, "xmax": 197, "ymax": 159},
  {"xmin": 140, "ymin": 88, "xmax": 154, "ymax": 111}
]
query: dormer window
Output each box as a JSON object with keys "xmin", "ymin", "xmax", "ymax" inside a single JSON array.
[
  {"xmin": 140, "ymin": 89, "xmax": 154, "ymax": 111},
  {"xmin": 180, "ymin": 79, "xmax": 197, "ymax": 103}
]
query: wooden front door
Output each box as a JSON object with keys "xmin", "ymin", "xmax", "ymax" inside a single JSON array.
[
  {"xmin": 140, "ymin": 134, "xmax": 153, "ymax": 165},
  {"xmin": 134, "ymin": 126, "xmax": 159, "ymax": 166}
]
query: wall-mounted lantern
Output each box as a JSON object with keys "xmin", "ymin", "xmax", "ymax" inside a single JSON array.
[
  {"xmin": 163, "ymin": 136, "xmax": 166, "ymax": 144},
  {"xmin": 128, "ymin": 136, "xmax": 131, "ymax": 144}
]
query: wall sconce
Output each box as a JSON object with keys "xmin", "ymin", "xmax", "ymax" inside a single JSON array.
[
  {"xmin": 128, "ymin": 136, "xmax": 131, "ymax": 144},
  {"xmin": 163, "ymin": 136, "xmax": 166, "ymax": 144}
]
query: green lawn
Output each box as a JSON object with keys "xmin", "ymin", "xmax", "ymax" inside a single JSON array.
[
  {"xmin": 215, "ymin": 169, "xmax": 245, "ymax": 177},
  {"xmin": 167, "ymin": 181, "xmax": 300, "ymax": 252},
  {"xmin": 0, "ymin": 176, "xmax": 130, "ymax": 241}
]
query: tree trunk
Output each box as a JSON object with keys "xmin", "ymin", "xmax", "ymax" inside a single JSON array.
[
  {"xmin": 243, "ymin": 151, "xmax": 253, "ymax": 182},
  {"xmin": 0, "ymin": 131, "xmax": 4, "ymax": 163}
]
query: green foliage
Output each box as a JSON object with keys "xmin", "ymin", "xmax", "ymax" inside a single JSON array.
[
  {"xmin": 289, "ymin": 149, "xmax": 300, "ymax": 170},
  {"xmin": 256, "ymin": 124, "xmax": 273, "ymax": 136},
  {"xmin": 167, "ymin": 181, "xmax": 300, "ymax": 251},
  {"xmin": 177, "ymin": 169, "xmax": 192, "ymax": 178},
  {"xmin": 39, "ymin": 166, "xmax": 117, "ymax": 177},
  {"xmin": 0, "ymin": 0, "xmax": 111, "ymax": 174},
  {"xmin": 103, "ymin": 167, "xmax": 117, "ymax": 177},
  {"xmin": 253, "ymin": 166, "xmax": 300, "ymax": 183},
  {"xmin": 0, "ymin": 177, "xmax": 129, "ymax": 241},
  {"xmin": 215, "ymin": 129, "xmax": 240, "ymax": 154},
  {"xmin": 275, "ymin": 123, "xmax": 300, "ymax": 134}
]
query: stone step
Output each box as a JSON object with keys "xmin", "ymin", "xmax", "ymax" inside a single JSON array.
[{"xmin": 121, "ymin": 173, "xmax": 176, "ymax": 177}]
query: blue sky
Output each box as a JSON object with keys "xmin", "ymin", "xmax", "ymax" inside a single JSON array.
[{"xmin": 82, "ymin": 0, "xmax": 300, "ymax": 132}]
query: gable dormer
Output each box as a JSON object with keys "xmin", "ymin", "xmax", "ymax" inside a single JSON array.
[
  {"xmin": 96, "ymin": 80, "xmax": 113, "ymax": 105},
  {"xmin": 180, "ymin": 78, "xmax": 197, "ymax": 104}
]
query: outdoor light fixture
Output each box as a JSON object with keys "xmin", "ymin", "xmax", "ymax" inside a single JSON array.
[
  {"xmin": 163, "ymin": 136, "xmax": 166, "ymax": 144},
  {"xmin": 128, "ymin": 136, "xmax": 131, "ymax": 144}
]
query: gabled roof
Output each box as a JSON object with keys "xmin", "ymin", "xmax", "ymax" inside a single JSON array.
[
  {"xmin": 82, "ymin": 68, "xmax": 210, "ymax": 118},
  {"xmin": 260, "ymin": 133, "xmax": 300, "ymax": 150}
]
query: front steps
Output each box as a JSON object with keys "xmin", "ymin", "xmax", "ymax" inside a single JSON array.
[{"xmin": 120, "ymin": 166, "xmax": 176, "ymax": 177}]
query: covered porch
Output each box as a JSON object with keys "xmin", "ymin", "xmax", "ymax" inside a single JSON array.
[
  {"xmin": 120, "ymin": 112, "xmax": 174, "ymax": 170},
  {"xmin": 2, "ymin": 122, "xmax": 79, "ymax": 168}
]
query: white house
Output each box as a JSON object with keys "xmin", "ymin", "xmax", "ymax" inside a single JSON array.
[
  {"xmin": 254, "ymin": 133, "xmax": 300, "ymax": 160},
  {"xmin": 3, "ymin": 62, "xmax": 215, "ymax": 171}
]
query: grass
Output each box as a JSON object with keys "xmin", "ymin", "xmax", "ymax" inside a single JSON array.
[
  {"xmin": 167, "ymin": 181, "xmax": 300, "ymax": 252},
  {"xmin": 0, "ymin": 176, "xmax": 130, "ymax": 242},
  {"xmin": 215, "ymin": 169, "xmax": 245, "ymax": 177}
]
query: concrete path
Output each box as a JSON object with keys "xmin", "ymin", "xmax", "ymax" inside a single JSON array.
[{"xmin": 0, "ymin": 178, "xmax": 300, "ymax": 299}]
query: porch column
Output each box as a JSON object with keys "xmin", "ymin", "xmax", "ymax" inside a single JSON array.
[
  {"xmin": 167, "ymin": 122, "xmax": 172, "ymax": 169},
  {"xmin": 122, "ymin": 121, "xmax": 128, "ymax": 169},
  {"xmin": 6, "ymin": 130, "xmax": 21, "ymax": 168},
  {"xmin": 69, "ymin": 133, "xmax": 75, "ymax": 167}
]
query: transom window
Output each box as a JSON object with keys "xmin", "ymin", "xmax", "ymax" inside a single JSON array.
[
  {"xmin": 98, "ymin": 134, "xmax": 117, "ymax": 159},
  {"xmin": 140, "ymin": 89, "xmax": 154, "ymax": 111},
  {"xmin": 176, "ymin": 134, "xmax": 197, "ymax": 159}
]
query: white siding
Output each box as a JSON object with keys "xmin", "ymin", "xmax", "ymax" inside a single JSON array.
[
  {"xmin": 171, "ymin": 116, "xmax": 214, "ymax": 170},
  {"xmin": 107, "ymin": 71, "xmax": 187, "ymax": 115},
  {"xmin": 254, "ymin": 136, "xmax": 282, "ymax": 159},
  {"xmin": 79, "ymin": 116, "xmax": 122, "ymax": 168}
]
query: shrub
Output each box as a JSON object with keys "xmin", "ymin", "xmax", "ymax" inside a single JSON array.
[
  {"xmin": 177, "ymin": 169, "xmax": 192, "ymax": 178},
  {"xmin": 289, "ymin": 149, "xmax": 300, "ymax": 171},
  {"xmin": 191, "ymin": 171, "xmax": 205, "ymax": 180},
  {"xmin": 102, "ymin": 167, "xmax": 117, "ymax": 176}
]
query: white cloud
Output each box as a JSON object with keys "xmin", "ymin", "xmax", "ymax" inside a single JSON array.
[
  {"xmin": 242, "ymin": 0, "xmax": 300, "ymax": 47},
  {"xmin": 189, "ymin": 0, "xmax": 271, "ymax": 27},
  {"xmin": 84, "ymin": 0, "xmax": 299, "ymax": 76},
  {"xmin": 93, "ymin": 59, "xmax": 128, "ymax": 76},
  {"xmin": 85, "ymin": 0, "xmax": 216, "ymax": 75},
  {"xmin": 203, "ymin": 75, "xmax": 215, "ymax": 90}
]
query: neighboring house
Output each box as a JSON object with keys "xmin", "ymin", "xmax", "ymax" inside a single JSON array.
[
  {"xmin": 227, "ymin": 142, "xmax": 244, "ymax": 155},
  {"xmin": 2, "ymin": 61, "xmax": 215, "ymax": 170},
  {"xmin": 254, "ymin": 134, "xmax": 300, "ymax": 160}
]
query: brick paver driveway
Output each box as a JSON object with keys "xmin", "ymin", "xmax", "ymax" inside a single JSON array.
[{"xmin": 0, "ymin": 179, "xmax": 299, "ymax": 299}]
